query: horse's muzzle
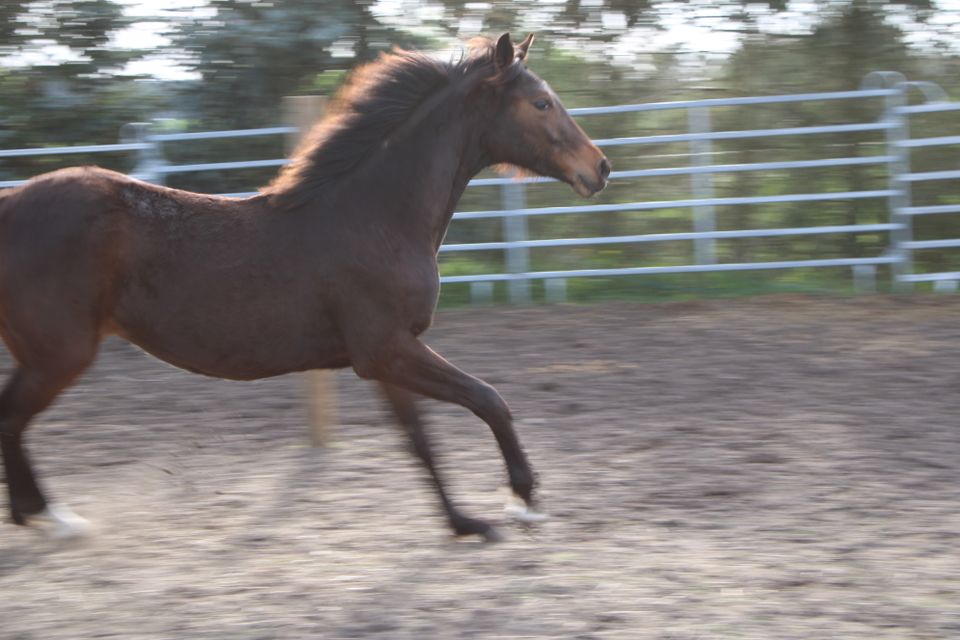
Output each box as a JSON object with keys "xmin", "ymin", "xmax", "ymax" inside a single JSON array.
[{"xmin": 574, "ymin": 156, "xmax": 611, "ymax": 197}]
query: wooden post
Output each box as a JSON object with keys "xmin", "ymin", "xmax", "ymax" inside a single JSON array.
[
  {"xmin": 283, "ymin": 95, "xmax": 328, "ymax": 155},
  {"xmin": 305, "ymin": 369, "xmax": 337, "ymax": 447},
  {"xmin": 284, "ymin": 95, "xmax": 336, "ymax": 447}
]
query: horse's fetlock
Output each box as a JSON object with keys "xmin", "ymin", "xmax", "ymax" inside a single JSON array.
[{"xmin": 513, "ymin": 477, "xmax": 535, "ymax": 503}]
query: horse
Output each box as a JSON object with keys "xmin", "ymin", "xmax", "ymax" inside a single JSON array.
[{"xmin": 0, "ymin": 33, "xmax": 610, "ymax": 541}]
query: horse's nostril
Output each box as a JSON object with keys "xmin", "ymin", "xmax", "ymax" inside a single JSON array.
[{"xmin": 599, "ymin": 157, "xmax": 611, "ymax": 180}]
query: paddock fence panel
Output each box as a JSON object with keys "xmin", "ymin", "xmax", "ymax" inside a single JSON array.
[{"xmin": 2, "ymin": 73, "xmax": 959, "ymax": 300}]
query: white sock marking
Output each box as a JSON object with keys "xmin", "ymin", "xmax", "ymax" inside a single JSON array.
[
  {"xmin": 503, "ymin": 493, "xmax": 549, "ymax": 523},
  {"xmin": 27, "ymin": 504, "xmax": 93, "ymax": 539}
]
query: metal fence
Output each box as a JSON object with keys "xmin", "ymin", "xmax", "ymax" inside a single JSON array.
[{"xmin": 2, "ymin": 71, "xmax": 958, "ymax": 302}]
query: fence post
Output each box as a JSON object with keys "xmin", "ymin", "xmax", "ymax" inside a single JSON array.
[
  {"xmin": 862, "ymin": 72, "xmax": 914, "ymax": 291},
  {"xmin": 545, "ymin": 278, "xmax": 567, "ymax": 303},
  {"xmin": 470, "ymin": 281, "xmax": 494, "ymax": 305},
  {"xmin": 852, "ymin": 264, "xmax": 877, "ymax": 293},
  {"xmin": 688, "ymin": 106, "xmax": 716, "ymax": 265},
  {"xmin": 933, "ymin": 279, "xmax": 958, "ymax": 293},
  {"xmin": 886, "ymin": 84, "xmax": 913, "ymax": 291},
  {"xmin": 284, "ymin": 95, "xmax": 336, "ymax": 447},
  {"xmin": 120, "ymin": 122, "xmax": 166, "ymax": 185},
  {"xmin": 501, "ymin": 174, "xmax": 532, "ymax": 303}
]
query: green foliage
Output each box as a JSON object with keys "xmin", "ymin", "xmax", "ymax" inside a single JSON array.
[
  {"xmin": 166, "ymin": 0, "xmax": 428, "ymax": 129},
  {"xmin": 0, "ymin": 1, "xmax": 128, "ymax": 64},
  {"xmin": 0, "ymin": 0, "xmax": 156, "ymax": 180}
]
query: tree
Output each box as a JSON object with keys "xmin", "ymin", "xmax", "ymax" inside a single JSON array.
[
  {"xmin": 166, "ymin": 0, "xmax": 422, "ymax": 129},
  {"xmin": 0, "ymin": 1, "xmax": 159, "ymax": 180},
  {"xmin": 0, "ymin": 1, "xmax": 137, "ymax": 74}
]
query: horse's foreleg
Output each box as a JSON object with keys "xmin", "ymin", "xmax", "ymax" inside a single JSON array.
[
  {"xmin": 0, "ymin": 367, "xmax": 92, "ymax": 538},
  {"xmin": 378, "ymin": 382, "xmax": 501, "ymax": 540},
  {"xmin": 355, "ymin": 334, "xmax": 545, "ymax": 525}
]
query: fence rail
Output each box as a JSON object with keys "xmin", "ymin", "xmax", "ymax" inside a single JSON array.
[{"xmin": 2, "ymin": 73, "xmax": 958, "ymax": 299}]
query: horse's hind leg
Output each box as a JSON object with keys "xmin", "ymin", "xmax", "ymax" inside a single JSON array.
[
  {"xmin": 378, "ymin": 382, "xmax": 500, "ymax": 541},
  {"xmin": 0, "ymin": 351, "xmax": 95, "ymax": 537}
]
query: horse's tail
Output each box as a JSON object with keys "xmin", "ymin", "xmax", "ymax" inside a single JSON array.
[{"xmin": 0, "ymin": 188, "xmax": 10, "ymax": 224}]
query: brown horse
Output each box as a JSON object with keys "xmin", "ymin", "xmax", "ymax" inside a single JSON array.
[{"xmin": 0, "ymin": 34, "xmax": 609, "ymax": 540}]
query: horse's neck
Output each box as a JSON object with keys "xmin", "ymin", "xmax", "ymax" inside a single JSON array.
[
  {"xmin": 372, "ymin": 100, "xmax": 485, "ymax": 251},
  {"xmin": 434, "ymin": 123, "xmax": 486, "ymax": 251}
]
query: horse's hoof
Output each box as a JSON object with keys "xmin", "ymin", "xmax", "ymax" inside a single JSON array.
[
  {"xmin": 504, "ymin": 493, "xmax": 548, "ymax": 524},
  {"xmin": 452, "ymin": 516, "xmax": 501, "ymax": 542},
  {"xmin": 27, "ymin": 504, "xmax": 93, "ymax": 540},
  {"xmin": 481, "ymin": 526, "xmax": 504, "ymax": 543}
]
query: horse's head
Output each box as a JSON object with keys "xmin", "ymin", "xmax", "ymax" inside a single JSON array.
[{"xmin": 478, "ymin": 33, "xmax": 611, "ymax": 197}]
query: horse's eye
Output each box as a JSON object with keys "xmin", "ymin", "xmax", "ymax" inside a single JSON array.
[{"xmin": 533, "ymin": 99, "xmax": 552, "ymax": 111}]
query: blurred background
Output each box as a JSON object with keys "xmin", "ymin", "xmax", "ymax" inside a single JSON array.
[{"xmin": 1, "ymin": 0, "xmax": 959, "ymax": 303}]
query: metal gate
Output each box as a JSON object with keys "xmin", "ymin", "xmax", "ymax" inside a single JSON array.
[{"xmin": 2, "ymin": 72, "xmax": 958, "ymax": 301}]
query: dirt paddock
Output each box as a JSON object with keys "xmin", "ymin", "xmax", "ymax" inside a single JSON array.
[{"xmin": 1, "ymin": 295, "xmax": 958, "ymax": 639}]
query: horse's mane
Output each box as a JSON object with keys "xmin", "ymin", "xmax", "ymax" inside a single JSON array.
[{"xmin": 264, "ymin": 39, "xmax": 500, "ymax": 210}]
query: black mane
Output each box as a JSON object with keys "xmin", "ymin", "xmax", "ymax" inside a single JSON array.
[{"xmin": 265, "ymin": 40, "xmax": 499, "ymax": 209}]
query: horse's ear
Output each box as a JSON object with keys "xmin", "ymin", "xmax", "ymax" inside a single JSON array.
[
  {"xmin": 495, "ymin": 33, "xmax": 514, "ymax": 70},
  {"xmin": 516, "ymin": 33, "xmax": 534, "ymax": 62}
]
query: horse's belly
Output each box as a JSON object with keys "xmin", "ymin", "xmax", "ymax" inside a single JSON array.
[{"xmin": 111, "ymin": 298, "xmax": 347, "ymax": 381}]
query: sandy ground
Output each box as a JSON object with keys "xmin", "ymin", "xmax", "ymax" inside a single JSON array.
[{"xmin": 1, "ymin": 295, "xmax": 959, "ymax": 640}]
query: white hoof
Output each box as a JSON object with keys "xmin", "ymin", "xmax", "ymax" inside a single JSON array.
[
  {"xmin": 27, "ymin": 504, "xmax": 93, "ymax": 540},
  {"xmin": 504, "ymin": 494, "xmax": 549, "ymax": 524}
]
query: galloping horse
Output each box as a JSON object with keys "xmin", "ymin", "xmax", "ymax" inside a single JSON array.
[{"xmin": 0, "ymin": 34, "xmax": 610, "ymax": 540}]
